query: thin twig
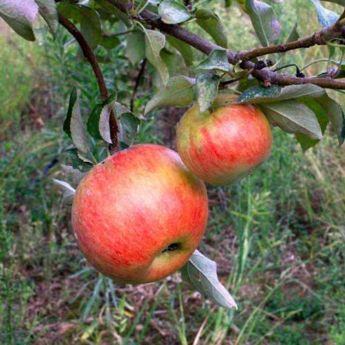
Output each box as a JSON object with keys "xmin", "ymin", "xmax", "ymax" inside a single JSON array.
[
  {"xmin": 107, "ymin": 0, "xmax": 345, "ymax": 90},
  {"xmin": 236, "ymin": 21, "xmax": 345, "ymax": 61},
  {"xmin": 58, "ymin": 14, "xmax": 119, "ymax": 152}
]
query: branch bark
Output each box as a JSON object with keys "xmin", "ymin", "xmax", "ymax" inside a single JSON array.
[
  {"xmin": 58, "ymin": 14, "xmax": 119, "ymax": 152},
  {"xmin": 107, "ymin": 0, "xmax": 345, "ymax": 90},
  {"xmin": 236, "ymin": 20, "xmax": 345, "ymax": 61}
]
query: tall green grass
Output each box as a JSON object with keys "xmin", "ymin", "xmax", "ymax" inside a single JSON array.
[{"xmin": 0, "ymin": 34, "xmax": 41, "ymax": 130}]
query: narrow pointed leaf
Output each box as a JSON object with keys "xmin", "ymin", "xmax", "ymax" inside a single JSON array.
[
  {"xmin": 244, "ymin": 0, "xmax": 281, "ymax": 46},
  {"xmin": 63, "ymin": 89, "xmax": 90, "ymax": 154},
  {"xmin": 316, "ymin": 93, "xmax": 345, "ymax": 144},
  {"xmin": 196, "ymin": 72, "xmax": 220, "ymax": 113},
  {"xmin": 287, "ymin": 23, "xmax": 299, "ymax": 43},
  {"xmin": 0, "ymin": 0, "xmax": 38, "ymax": 41},
  {"xmin": 311, "ymin": 0, "xmax": 338, "ymax": 28},
  {"xmin": 158, "ymin": 0, "xmax": 191, "ymax": 24},
  {"xmin": 144, "ymin": 29, "xmax": 169, "ymax": 86},
  {"xmin": 35, "ymin": 0, "xmax": 58, "ymax": 35},
  {"xmin": 181, "ymin": 250, "xmax": 237, "ymax": 310},
  {"xmin": 196, "ymin": 8, "xmax": 228, "ymax": 48},
  {"xmin": 239, "ymin": 84, "xmax": 325, "ymax": 104}
]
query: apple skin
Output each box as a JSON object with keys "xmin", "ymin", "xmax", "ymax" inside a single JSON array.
[
  {"xmin": 72, "ymin": 144, "xmax": 208, "ymax": 284},
  {"xmin": 176, "ymin": 103, "xmax": 273, "ymax": 186}
]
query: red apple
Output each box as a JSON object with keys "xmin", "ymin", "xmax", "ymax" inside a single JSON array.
[
  {"xmin": 176, "ymin": 101, "xmax": 272, "ymax": 185},
  {"xmin": 72, "ymin": 144, "xmax": 208, "ymax": 284}
]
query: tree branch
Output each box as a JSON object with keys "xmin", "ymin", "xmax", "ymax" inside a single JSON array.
[
  {"xmin": 107, "ymin": 0, "xmax": 345, "ymax": 90},
  {"xmin": 236, "ymin": 21, "xmax": 345, "ymax": 61},
  {"xmin": 58, "ymin": 14, "xmax": 119, "ymax": 152}
]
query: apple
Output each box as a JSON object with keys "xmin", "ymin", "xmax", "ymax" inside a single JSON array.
[
  {"xmin": 176, "ymin": 100, "xmax": 272, "ymax": 185},
  {"xmin": 72, "ymin": 144, "xmax": 208, "ymax": 284}
]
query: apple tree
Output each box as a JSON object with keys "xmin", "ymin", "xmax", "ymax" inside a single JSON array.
[{"xmin": 2, "ymin": 0, "xmax": 345, "ymax": 311}]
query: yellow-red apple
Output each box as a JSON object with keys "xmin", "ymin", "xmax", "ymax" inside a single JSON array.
[
  {"xmin": 72, "ymin": 144, "xmax": 208, "ymax": 284},
  {"xmin": 176, "ymin": 102, "xmax": 272, "ymax": 185}
]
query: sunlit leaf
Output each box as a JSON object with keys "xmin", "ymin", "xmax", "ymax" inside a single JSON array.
[
  {"xmin": 0, "ymin": 0, "xmax": 38, "ymax": 41},
  {"xmin": 181, "ymin": 250, "xmax": 237, "ymax": 310},
  {"xmin": 52, "ymin": 179, "xmax": 76, "ymax": 204},
  {"xmin": 158, "ymin": 0, "xmax": 191, "ymax": 24},
  {"xmin": 311, "ymin": 0, "xmax": 338, "ymax": 28}
]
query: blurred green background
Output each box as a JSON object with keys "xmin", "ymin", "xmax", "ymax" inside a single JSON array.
[{"xmin": 1, "ymin": 1, "xmax": 345, "ymax": 344}]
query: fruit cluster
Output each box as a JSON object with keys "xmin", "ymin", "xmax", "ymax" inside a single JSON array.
[{"xmin": 72, "ymin": 99, "xmax": 272, "ymax": 284}]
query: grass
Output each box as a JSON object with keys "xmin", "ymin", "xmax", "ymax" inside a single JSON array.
[
  {"xmin": 0, "ymin": 28, "xmax": 42, "ymax": 131},
  {"xmin": 1, "ymin": 2, "xmax": 345, "ymax": 344}
]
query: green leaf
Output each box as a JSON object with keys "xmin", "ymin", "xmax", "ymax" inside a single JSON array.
[
  {"xmin": 144, "ymin": 29, "xmax": 169, "ymax": 85},
  {"xmin": 195, "ymin": 8, "xmax": 228, "ymax": 48},
  {"xmin": 316, "ymin": 94, "xmax": 345, "ymax": 144},
  {"xmin": 311, "ymin": 0, "xmax": 338, "ymax": 28},
  {"xmin": 168, "ymin": 36, "xmax": 194, "ymax": 66},
  {"xmin": 196, "ymin": 72, "xmax": 220, "ymax": 113},
  {"xmin": 80, "ymin": 7, "xmax": 102, "ymax": 49},
  {"xmin": 35, "ymin": 0, "xmax": 58, "ymax": 35},
  {"xmin": 238, "ymin": 84, "xmax": 325, "ymax": 104},
  {"xmin": 98, "ymin": 102, "xmax": 116, "ymax": 144},
  {"xmin": 196, "ymin": 49, "xmax": 232, "ymax": 73},
  {"xmin": 63, "ymin": 89, "xmax": 90, "ymax": 154},
  {"xmin": 0, "ymin": 0, "xmax": 38, "ymax": 41},
  {"xmin": 161, "ymin": 48, "xmax": 188, "ymax": 77},
  {"xmin": 87, "ymin": 94, "xmax": 117, "ymax": 142},
  {"xmin": 244, "ymin": 0, "xmax": 281, "ymax": 47},
  {"xmin": 100, "ymin": 33, "xmax": 120, "ymax": 50},
  {"xmin": 295, "ymin": 97, "xmax": 329, "ymax": 150},
  {"xmin": 286, "ymin": 23, "xmax": 299, "ymax": 43},
  {"xmin": 56, "ymin": 2, "xmax": 81, "ymax": 22},
  {"xmin": 126, "ymin": 30, "xmax": 146, "ymax": 65},
  {"xmin": 158, "ymin": 0, "xmax": 191, "ymax": 24},
  {"xmin": 261, "ymin": 100, "xmax": 323, "ymax": 140},
  {"xmin": 119, "ymin": 110, "xmax": 141, "ymax": 146},
  {"xmin": 181, "ymin": 250, "xmax": 237, "ymax": 310},
  {"xmin": 145, "ymin": 76, "xmax": 195, "ymax": 114}
]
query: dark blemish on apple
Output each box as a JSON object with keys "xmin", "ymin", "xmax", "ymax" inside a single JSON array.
[{"xmin": 162, "ymin": 242, "xmax": 181, "ymax": 253}]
